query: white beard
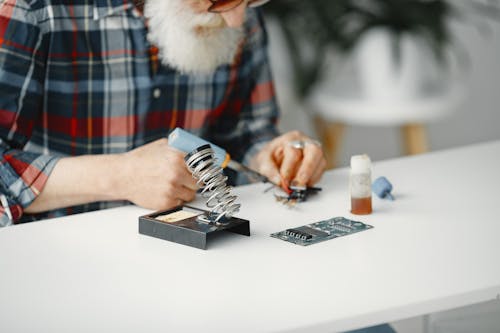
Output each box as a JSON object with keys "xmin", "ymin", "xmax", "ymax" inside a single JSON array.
[{"xmin": 145, "ymin": 0, "xmax": 244, "ymax": 74}]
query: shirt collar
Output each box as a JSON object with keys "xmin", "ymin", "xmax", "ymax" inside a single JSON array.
[{"xmin": 93, "ymin": 0, "xmax": 135, "ymax": 20}]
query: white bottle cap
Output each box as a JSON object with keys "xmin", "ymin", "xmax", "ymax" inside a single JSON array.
[{"xmin": 350, "ymin": 154, "xmax": 371, "ymax": 173}]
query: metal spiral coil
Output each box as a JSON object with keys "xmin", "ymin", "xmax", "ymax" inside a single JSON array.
[{"xmin": 185, "ymin": 144, "xmax": 241, "ymax": 224}]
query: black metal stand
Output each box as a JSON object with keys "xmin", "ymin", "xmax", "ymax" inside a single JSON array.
[{"xmin": 138, "ymin": 205, "xmax": 250, "ymax": 250}]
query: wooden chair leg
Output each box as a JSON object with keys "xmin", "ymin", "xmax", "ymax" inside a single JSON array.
[
  {"xmin": 401, "ymin": 123, "xmax": 429, "ymax": 155},
  {"xmin": 313, "ymin": 115, "xmax": 345, "ymax": 169}
]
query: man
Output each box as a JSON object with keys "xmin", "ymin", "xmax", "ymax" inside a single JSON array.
[
  {"xmin": 0, "ymin": 0, "xmax": 326, "ymax": 226},
  {"xmin": 0, "ymin": 2, "xmax": 398, "ymax": 332}
]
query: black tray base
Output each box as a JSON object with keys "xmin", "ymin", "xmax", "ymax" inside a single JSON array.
[{"xmin": 138, "ymin": 205, "xmax": 250, "ymax": 249}]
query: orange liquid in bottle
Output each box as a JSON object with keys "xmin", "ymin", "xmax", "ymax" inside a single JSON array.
[{"xmin": 351, "ymin": 196, "xmax": 372, "ymax": 215}]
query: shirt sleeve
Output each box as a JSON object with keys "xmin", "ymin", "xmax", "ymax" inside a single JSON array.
[
  {"xmin": 0, "ymin": 0, "xmax": 59, "ymax": 226},
  {"xmin": 205, "ymin": 10, "xmax": 280, "ymax": 181}
]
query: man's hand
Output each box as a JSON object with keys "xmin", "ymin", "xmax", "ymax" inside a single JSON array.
[
  {"xmin": 26, "ymin": 138, "xmax": 198, "ymax": 214},
  {"xmin": 250, "ymin": 131, "xmax": 327, "ymax": 188},
  {"xmin": 119, "ymin": 139, "xmax": 198, "ymax": 210}
]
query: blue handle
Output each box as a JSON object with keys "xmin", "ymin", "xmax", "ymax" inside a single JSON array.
[{"xmin": 168, "ymin": 128, "xmax": 227, "ymax": 166}]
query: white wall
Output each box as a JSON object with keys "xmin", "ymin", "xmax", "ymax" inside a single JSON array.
[{"xmin": 268, "ymin": 19, "xmax": 500, "ymax": 167}]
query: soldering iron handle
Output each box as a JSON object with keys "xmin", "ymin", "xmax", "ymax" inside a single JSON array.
[{"xmin": 168, "ymin": 128, "xmax": 228, "ymax": 167}]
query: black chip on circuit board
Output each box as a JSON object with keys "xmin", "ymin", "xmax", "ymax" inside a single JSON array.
[{"xmin": 271, "ymin": 217, "xmax": 373, "ymax": 246}]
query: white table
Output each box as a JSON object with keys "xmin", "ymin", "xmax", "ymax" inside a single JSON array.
[{"xmin": 1, "ymin": 141, "xmax": 500, "ymax": 333}]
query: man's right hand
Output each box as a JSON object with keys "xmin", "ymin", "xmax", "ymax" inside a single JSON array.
[
  {"xmin": 25, "ymin": 138, "xmax": 198, "ymax": 214},
  {"xmin": 119, "ymin": 138, "xmax": 198, "ymax": 210}
]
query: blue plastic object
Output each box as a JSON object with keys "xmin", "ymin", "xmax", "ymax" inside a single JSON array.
[
  {"xmin": 372, "ymin": 177, "xmax": 394, "ymax": 200},
  {"xmin": 168, "ymin": 128, "xmax": 227, "ymax": 166}
]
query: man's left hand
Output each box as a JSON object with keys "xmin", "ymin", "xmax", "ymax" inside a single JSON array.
[{"xmin": 250, "ymin": 131, "xmax": 327, "ymax": 189}]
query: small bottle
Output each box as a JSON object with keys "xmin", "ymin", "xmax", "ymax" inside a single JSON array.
[{"xmin": 350, "ymin": 154, "xmax": 372, "ymax": 215}]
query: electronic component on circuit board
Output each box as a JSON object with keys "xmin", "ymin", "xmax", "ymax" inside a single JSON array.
[{"xmin": 271, "ymin": 216, "xmax": 373, "ymax": 246}]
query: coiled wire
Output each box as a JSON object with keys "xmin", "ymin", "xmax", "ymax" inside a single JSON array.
[{"xmin": 185, "ymin": 145, "xmax": 240, "ymax": 224}]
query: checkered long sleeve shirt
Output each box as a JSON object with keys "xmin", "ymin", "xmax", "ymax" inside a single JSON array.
[{"xmin": 0, "ymin": 0, "xmax": 279, "ymax": 226}]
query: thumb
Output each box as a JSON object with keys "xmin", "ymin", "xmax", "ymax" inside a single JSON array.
[{"xmin": 258, "ymin": 153, "xmax": 281, "ymax": 186}]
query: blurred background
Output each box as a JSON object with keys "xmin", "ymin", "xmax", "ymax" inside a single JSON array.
[
  {"xmin": 263, "ymin": 0, "xmax": 500, "ymax": 168},
  {"xmin": 262, "ymin": 1, "xmax": 500, "ymax": 332}
]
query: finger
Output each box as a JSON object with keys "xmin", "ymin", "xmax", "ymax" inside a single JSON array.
[
  {"xmin": 258, "ymin": 151, "xmax": 282, "ymax": 185},
  {"xmin": 175, "ymin": 185, "xmax": 197, "ymax": 202},
  {"xmin": 182, "ymin": 172, "xmax": 199, "ymax": 191},
  {"xmin": 174, "ymin": 169, "xmax": 198, "ymax": 191},
  {"xmin": 273, "ymin": 146, "xmax": 284, "ymax": 164},
  {"xmin": 162, "ymin": 197, "xmax": 184, "ymax": 210},
  {"xmin": 279, "ymin": 145, "xmax": 303, "ymax": 187},
  {"xmin": 308, "ymin": 157, "xmax": 327, "ymax": 186},
  {"xmin": 174, "ymin": 162, "xmax": 199, "ymax": 191},
  {"xmin": 293, "ymin": 143, "xmax": 324, "ymax": 186}
]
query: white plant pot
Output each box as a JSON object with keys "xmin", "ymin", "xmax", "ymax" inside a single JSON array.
[{"xmin": 356, "ymin": 28, "xmax": 423, "ymax": 101}]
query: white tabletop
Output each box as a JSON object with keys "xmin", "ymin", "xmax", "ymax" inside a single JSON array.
[{"xmin": 1, "ymin": 141, "xmax": 500, "ymax": 333}]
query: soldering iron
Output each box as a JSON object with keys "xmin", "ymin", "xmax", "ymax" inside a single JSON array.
[{"xmin": 168, "ymin": 128, "xmax": 274, "ymax": 185}]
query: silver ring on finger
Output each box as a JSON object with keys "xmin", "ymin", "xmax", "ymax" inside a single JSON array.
[
  {"xmin": 288, "ymin": 140, "xmax": 306, "ymax": 150},
  {"xmin": 288, "ymin": 139, "xmax": 322, "ymax": 149}
]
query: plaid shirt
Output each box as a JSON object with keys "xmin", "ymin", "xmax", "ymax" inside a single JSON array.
[{"xmin": 0, "ymin": 0, "xmax": 279, "ymax": 226}]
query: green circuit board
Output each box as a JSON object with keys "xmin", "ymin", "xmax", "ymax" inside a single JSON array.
[{"xmin": 271, "ymin": 217, "xmax": 373, "ymax": 246}]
